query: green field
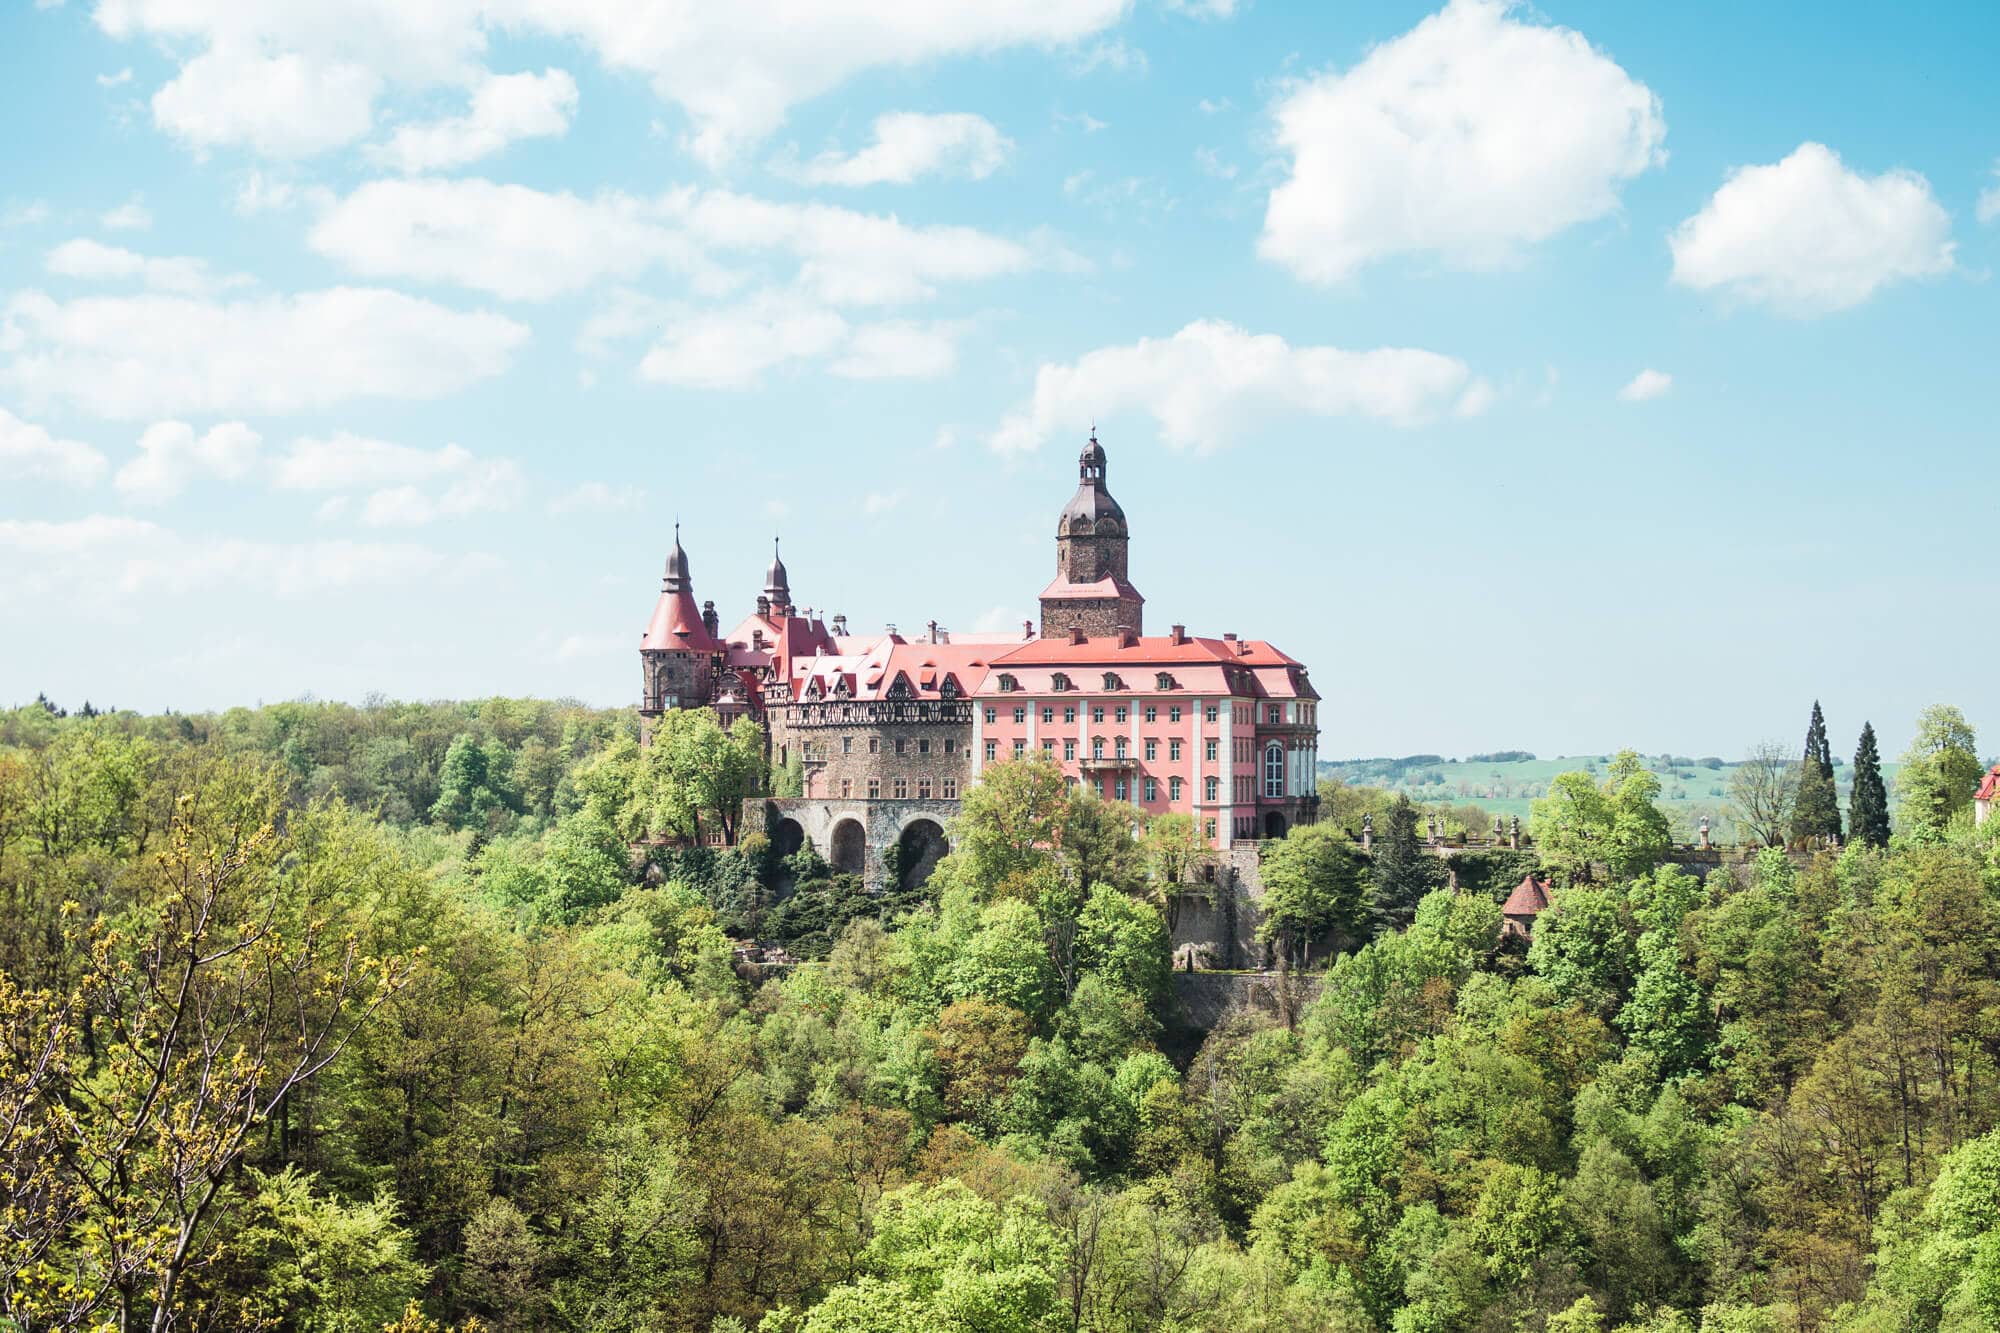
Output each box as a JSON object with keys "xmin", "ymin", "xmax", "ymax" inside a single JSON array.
[{"xmin": 1319, "ymin": 751, "xmax": 1894, "ymax": 840}]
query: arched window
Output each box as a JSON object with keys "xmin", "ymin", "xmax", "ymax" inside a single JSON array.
[
  {"xmin": 1265, "ymin": 742, "xmax": 1286, "ymax": 798},
  {"xmin": 1204, "ymin": 776, "xmax": 1219, "ymax": 802}
]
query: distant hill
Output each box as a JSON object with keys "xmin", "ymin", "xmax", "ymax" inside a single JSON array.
[{"xmin": 1319, "ymin": 751, "xmax": 1895, "ymax": 840}]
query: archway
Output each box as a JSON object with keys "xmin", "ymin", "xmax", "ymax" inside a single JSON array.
[
  {"xmin": 773, "ymin": 818, "xmax": 805, "ymax": 859},
  {"xmin": 830, "ymin": 818, "xmax": 867, "ymax": 878},
  {"xmin": 1263, "ymin": 811, "xmax": 1289, "ymax": 840},
  {"xmin": 895, "ymin": 818, "xmax": 949, "ymax": 892}
]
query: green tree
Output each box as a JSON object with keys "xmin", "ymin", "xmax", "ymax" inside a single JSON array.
[
  {"xmin": 1532, "ymin": 752, "xmax": 1669, "ymax": 883},
  {"xmin": 430, "ymin": 732, "xmax": 517, "ymax": 830},
  {"xmin": 1849, "ymin": 720, "xmax": 1892, "ymax": 849},
  {"xmin": 1257, "ymin": 823, "xmax": 1369, "ymax": 969},
  {"xmin": 1895, "ymin": 704, "xmax": 1982, "ymax": 841},
  {"xmin": 1791, "ymin": 700, "xmax": 1841, "ymax": 846},
  {"xmin": 1370, "ymin": 794, "xmax": 1438, "ymax": 931}
]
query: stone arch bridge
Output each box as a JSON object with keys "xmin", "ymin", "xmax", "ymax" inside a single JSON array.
[{"xmin": 752, "ymin": 798, "xmax": 958, "ymax": 892}]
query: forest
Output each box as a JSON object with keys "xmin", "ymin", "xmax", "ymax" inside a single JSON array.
[{"xmin": 1, "ymin": 694, "xmax": 1997, "ymax": 1333}]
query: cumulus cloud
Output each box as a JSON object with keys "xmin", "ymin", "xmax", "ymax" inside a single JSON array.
[
  {"xmin": 1, "ymin": 286, "xmax": 528, "ymax": 419},
  {"xmin": 114, "ymin": 420, "xmax": 261, "ymax": 502},
  {"xmin": 0, "ymin": 406, "xmax": 108, "ymax": 487},
  {"xmin": 1980, "ymin": 164, "xmax": 2000, "ymax": 226},
  {"xmin": 100, "ymin": 200, "xmax": 151, "ymax": 231},
  {"xmin": 270, "ymin": 432, "xmax": 522, "ymax": 525},
  {"xmin": 1617, "ymin": 369, "xmax": 1672, "ymax": 402},
  {"xmin": 863, "ymin": 490, "xmax": 906, "ymax": 515},
  {"xmin": 548, "ymin": 481, "xmax": 642, "ymax": 514},
  {"xmin": 788, "ymin": 112, "xmax": 1012, "ymax": 186},
  {"xmin": 45, "ymin": 238, "xmax": 240, "ymax": 295},
  {"xmin": 357, "ymin": 460, "xmax": 523, "ymax": 526},
  {"xmin": 637, "ymin": 292, "xmax": 965, "ymax": 389},
  {"xmin": 373, "ymin": 68, "xmax": 578, "ymax": 172},
  {"xmin": 1260, "ymin": 0, "xmax": 1665, "ymax": 282},
  {"xmin": 990, "ymin": 320, "xmax": 1487, "ymax": 454},
  {"xmin": 309, "ymin": 177, "xmax": 1039, "ymax": 306},
  {"xmin": 1669, "ymin": 142, "xmax": 1954, "ymax": 315},
  {"xmin": 93, "ymin": 0, "xmax": 1126, "ymax": 165},
  {"xmin": 0, "ymin": 513, "xmax": 496, "ymax": 611}
]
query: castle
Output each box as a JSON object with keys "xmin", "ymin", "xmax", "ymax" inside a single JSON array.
[{"xmin": 638, "ymin": 435, "xmax": 1321, "ymax": 888}]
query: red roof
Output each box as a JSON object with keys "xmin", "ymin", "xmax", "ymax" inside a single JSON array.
[
  {"xmin": 1037, "ymin": 575, "xmax": 1146, "ymax": 602},
  {"xmin": 1977, "ymin": 764, "xmax": 2000, "ymax": 803},
  {"xmin": 991, "ymin": 634, "xmax": 1299, "ymax": 667},
  {"xmin": 639, "ymin": 584, "xmax": 723, "ymax": 653},
  {"xmin": 1502, "ymin": 874, "xmax": 1552, "ymax": 918}
]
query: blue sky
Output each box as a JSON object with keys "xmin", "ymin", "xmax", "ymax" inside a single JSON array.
[{"xmin": 1, "ymin": 0, "xmax": 1994, "ymax": 761}]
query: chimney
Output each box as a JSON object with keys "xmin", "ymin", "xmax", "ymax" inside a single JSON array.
[
  {"xmin": 927, "ymin": 619, "xmax": 939, "ymax": 643},
  {"xmin": 1169, "ymin": 624, "xmax": 1186, "ymax": 645},
  {"xmin": 832, "ymin": 613, "xmax": 847, "ymax": 635},
  {"xmin": 1118, "ymin": 630, "xmax": 1138, "ymax": 648},
  {"xmin": 1069, "ymin": 626, "xmax": 1086, "ymax": 645},
  {"xmin": 1022, "ymin": 619, "xmax": 1034, "ymax": 640},
  {"xmin": 751, "ymin": 629, "xmax": 765, "ymax": 649},
  {"xmin": 1237, "ymin": 639, "xmax": 1251, "ymax": 656},
  {"xmin": 702, "ymin": 599, "xmax": 719, "ymax": 638},
  {"xmin": 1222, "ymin": 632, "xmax": 1237, "ymax": 642}
]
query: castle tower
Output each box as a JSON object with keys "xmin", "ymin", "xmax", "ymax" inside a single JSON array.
[
  {"xmin": 639, "ymin": 524, "xmax": 725, "ymax": 741},
  {"xmin": 764, "ymin": 538, "xmax": 792, "ymax": 619},
  {"xmin": 1039, "ymin": 433, "xmax": 1144, "ymax": 639}
]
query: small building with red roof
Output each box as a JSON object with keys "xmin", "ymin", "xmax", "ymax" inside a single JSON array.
[
  {"xmin": 1976, "ymin": 764, "xmax": 2000, "ymax": 826},
  {"xmin": 1500, "ymin": 873, "xmax": 1553, "ymax": 940}
]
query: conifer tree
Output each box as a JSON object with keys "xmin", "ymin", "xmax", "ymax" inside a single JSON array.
[
  {"xmin": 1849, "ymin": 721, "xmax": 1891, "ymax": 848},
  {"xmin": 1791, "ymin": 700, "xmax": 1841, "ymax": 845},
  {"xmin": 1370, "ymin": 794, "xmax": 1435, "ymax": 931}
]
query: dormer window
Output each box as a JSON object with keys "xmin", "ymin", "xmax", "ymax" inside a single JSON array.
[
  {"xmin": 1051, "ymin": 672, "xmax": 1072, "ymax": 692},
  {"xmin": 1155, "ymin": 672, "xmax": 1176, "ymax": 690},
  {"xmin": 940, "ymin": 674, "xmax": 961, "ymax": 698},
  {"xmin": 1102, "ymin": 672, "xmax": 1124, "ymax": 691},
  {"xmin": 997, "ymin": 673, "xmax": 1018, "ymax": 693}
]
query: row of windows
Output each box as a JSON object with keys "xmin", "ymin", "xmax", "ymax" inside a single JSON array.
[
  {"xmin": 996, "ymin": 670, "xmax": 1179, "ymax": 693},
  {"xmin": 984, "ymin": 735, "xmax": 1231, "ymax": 764},
  {"xmin": 987, "ymin": 703, "xmax": 1224, "ymax": 726},
  {"xmin": 835, "ymin": 776, "xmax": 960, "ymax": 800},
  {"xmin": 804, "ymin": 734, "xmax": 957, "ymax": 758}
]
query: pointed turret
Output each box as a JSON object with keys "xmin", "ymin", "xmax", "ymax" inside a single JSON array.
[
  {"xmin": 764, "ymin": 537, "xmax": 792, "ymax": 618},
  {"xmin": 1040, "ymin": 431, "xmax": 1143, "ymax": 639}
]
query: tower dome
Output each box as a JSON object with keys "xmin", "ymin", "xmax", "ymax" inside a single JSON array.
[
  {"xmin": 664, "ymin": 523, "xmax": 691, "ymax": 589},
  {"xmin": 1058, "ymin": 431, "xmax": 1126, "ymax": 533},
  {"xmin": 764, "ymin": 537, "xmax": 793, "ymax": 616}
]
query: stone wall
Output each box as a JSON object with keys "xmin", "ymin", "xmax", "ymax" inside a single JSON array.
[
  {"xmin": 754, "ymin": 797, "xmax": 959, "ymax": 891},
  {"xmin": 769, "ymin": 701, "xmax": 974, "ymax": 802},
  {"xmin": 1170, "ymin": 970, "xmax": 1322, "ymax": 1033}
]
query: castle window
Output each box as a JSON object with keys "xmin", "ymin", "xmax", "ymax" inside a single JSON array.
[
  {"xmin": 1170, "ymin": 777, "xmax": 1184, "ymax": 802},
  {"xmin": 1063, "ymin": 707, "xmax": 1077, "ymax": 724},
  {"xmin": 1052, "ymin": 672, "xmax": 1072, "ymax": 692},
  {"xmin": 1144, "ymin": 777, "xmax": 1158, "ymax": 802},
  {"xmin": 998, "ymin": 673, "xmax": 1019, "ymax": 692},
  {"xmin": 918, "ymin": 778, "xmax": 932, "ymax": 799},
  {"xmin": 1114, "ymin": 706, "xmax": 1127, "ymax": 724},
  {"xmin": 1205, "ymin": 705, "xmax": 1219, "ymax": 723},
  {"xmin": 1094, "ymin": 779, "xmax": 1105, "ymax": 797},
  {"xmin": 1205, "ymin": 777, "xmax": 1219, "ymax": 802},
  {"xmin": 1103, "ymin": 672, "xmax": 1124, "ymax": 690},
  {"xmin": 1092, "ymin": 737, "xmax": 1105, "ymax": 759},
  {"xmin": 1144, "ymin": 706, "xmax": 1157, "ymax": 723},
  {"xmin": 1092, "ymin": 707, "xmax": 1105, "ymax": 724},
  {"xmin": 869, "ymin": 737, "xmax": 881, "ymax": 754},
  {"xmin": 841, "ymin": 779, "xmax": 852, "ymax": 798},
  {"xmin": 1043, "ymin": 739, "xmax": 1055, "ymax": 754},
  {"xmin": 893, "ymin": 777, "xmax": 908, "ymax": 799},
  {"xmin": 919, "ymin": 738, "xmax": 931, "ymax": 754},
  {"xmin": 1115, "ymin": 737, "xmax": 1128, "ymax": 759},
  {"xmin": 943, "ymin": 778, "xmax": 958, "ymax": 799},
  {"xmin": 896, "ymin": 737, "xmax": 907, "ymax": 755},
  {"xmin": 944, "ymin": 738, "xmax": 955, "ymax": 754},
  {"xmin": 1114, "ymin": 778, "xmax": 1128, "ymax": 801},
  {"xmin": 1155, "ymin": 673, "xmax": 1175, "ymax": 690},
  {"xmin": 1145, "ymin": 739, "xmax": 1157, "ymax": 761},
  {"xmin": 1205, "ymin": 819, "xmax": 1217, "ymax": 841},
  {"xmin": 984, "ymin": 741, "xmax": 997, "ymax": 761},
  {"xmin": 1170, "ymin": 739, "xmax": 1183, "ymax": 762},
  {"xmin": 1169, "ymin": 706, "xmax": 1182, "ymax": 724},
  {"xmin": 984, "ymin": 707, "xmax": 997, "ymax": 724},
  {"xmin": 1013, "ymin": 739, "xmax": 1026, "ymax": 756},
  {"xmin": 1012, "ymin": 707, "xmax": 1026, "ymax": 724},
  {"xmin": 1268, "ymin": 705, "xmax": 1282, "ymax": 726},
  {"xmin": 1205, "ymin": 739, "xmax": 1218, "ymax": 762},
  {"xmin": 1266, "ymin": 743, "xmax": 1286, "ymax": 798},
  {"xmin": 842, "ymin": 735, "xmax": 853, "ymax": 754},
  {"xmin": 1042, "ymin": 707, "xmax": 1054, "ymax": 724},
  {"xmin": 868, "ymin": 779, "xmax": 881, "ymax": 799}
]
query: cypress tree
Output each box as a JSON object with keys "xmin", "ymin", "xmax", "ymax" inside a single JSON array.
[
  {"xmin": 1849, "ymin": 721, "xmax": 1891, "ymax": 848},
  {"xmin": 1792, "ymin": 700, "xmax": 1842, "ymax": 845},
  {"xmin": 1370, "ymin": 794, "xmax": 1436, "ymax": 932}
]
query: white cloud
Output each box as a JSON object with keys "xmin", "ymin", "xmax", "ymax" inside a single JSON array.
[
  {"xmin": 374, "ymin": 68, "xmax": 578, "ymax": 172},
  {"xmin": 1164, "ymin": 0, "xmax": 1238, "ymax": 18},
  {"xmin": 114, "ymin": 420, "xmax": 261, "ymax": 502},
  {"xmin": 1669, "ymin": 142, "xmax": 1954, "ymax": 315},
  {"xmin": 357, "ymin": 459, "xmax": 523, "ymax": 526},
  {"xmin": 100, "ymin": 200, "xmax": 151, "ymax": 230},
  {"xmin": 788, "ymin": 112, "xmax": 1011, "ymax": 186},
  {"xmin": 863, "ymin": 489, "xmax": 906, "ymax": 515},
  {"xmin": 1260, "ymin": 0, "xmax": 1665, "ymax": 282},
  {"xmin": 1617, "ymin": 369, "xmax": 1672, "ymax": 402},
  {"xmin": 636, "ymin": 292, "xmax": 965, "ymax": 389},
  {"xmin": 1194, "ymin": 147, "xmax": 1237, "ymax": 181},
  {"xmin": 93, "ymin": 0, "xmax": 1127, "ymax": 165},
  {"xmin": 2, "ymin": 286, "xmax": 528, "ymax": 419},
  {"xmin": 312, "ymin": 177, "xmax": 1039, "ymax": 307},
  {"xmin": 97, "ymin": 68, "xmax": 134, "ymax": 88},
  {"xmin": 0, "ymin": 406, "xmax": 107, "ymax": 487},
  {"xmin": 45, "ymin": 238, "xmax": 237, "ymax": 295},
  {"xmin": 151, "ymin": 46, "xmax": 385, "ymax": 157},
  {"xmin": 272, "ymin": 433, "xmax": 474, "ymax": 491},
  {"xmin": 990, "ymin": 319, "xmax": 1487, "ymax": 454},
  {"xmin": 1195, "ymin": 97, "xmax": 1231, "ymax": 114},
  {"xmin": 0, "ymin": 513, "xmax": 496, "ymax": 610},
  {"xmin": 548, "ymin": 481, "xmax": 642, "ymax": 514},
  {"xmin": 1980, "ymin": 164, "xmax": 2000, "ymax": 226}
]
